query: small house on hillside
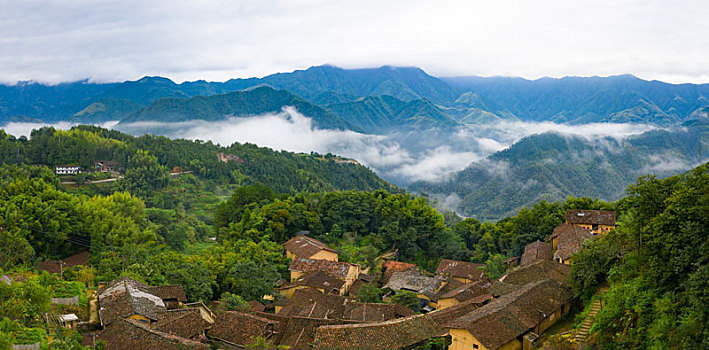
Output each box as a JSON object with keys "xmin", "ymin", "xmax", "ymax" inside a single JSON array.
[
  {"xmin": 55, "ymin": 165, "xmax": 80, "ymax": 175},
  {"xmin": 37, "ymin": 251, "xmax": 90, "ymax": 275},
  {"xmin": 94, "ymin": 160, "xmax": 118, "ymax": 173},
  {"xmin": 436, "ymin": 259, "xmax": 488, "ymax": 284},
  {"xmin": 550, "ymin": 223, "xmax": 597, "ymax": 265},
  {"xmin": 520, "ymin": 240, "xmax": 552, "ymax": 266},
  {"xmin": 565, "ymin": 209, "xmax": 616, "ymax": 234},
  {"xmin": 285, "ymin": 235, "xmax": 338, "ymax": 262}
]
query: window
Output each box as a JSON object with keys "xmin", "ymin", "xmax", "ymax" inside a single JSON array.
[{"xmin": 473, "ymin": 344, "xmax": 479, "ymax": 349}]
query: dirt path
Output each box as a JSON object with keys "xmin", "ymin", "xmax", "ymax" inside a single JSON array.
[{"xmin": 87, "ymin": 290, "xmax": 99, "ymax": 324}]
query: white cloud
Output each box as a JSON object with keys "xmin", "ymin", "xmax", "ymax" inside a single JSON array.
[
  {"xmin": 0, "ymin": 0, "xmax": 708, "ymax": 84},
  {"xmin": 1, "ymin": 108, "xmax": 661, "ymax": 184}
]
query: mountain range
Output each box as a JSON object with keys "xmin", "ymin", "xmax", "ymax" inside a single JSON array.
[{"xmin": 2, "ymin": 65, "xmax": 708, "ymax": 131}]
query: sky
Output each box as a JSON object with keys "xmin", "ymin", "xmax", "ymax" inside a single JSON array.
[{"xmin": 1, "ymin": 0, "xmax": 708, "ymax": 84}]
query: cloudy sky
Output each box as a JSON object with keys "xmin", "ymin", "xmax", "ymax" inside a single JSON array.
[{"xmin": 1, "ymin": 0, "xmax": 707, "ymax": 84}]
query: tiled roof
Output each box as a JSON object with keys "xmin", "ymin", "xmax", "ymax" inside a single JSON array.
[
  {"xmin": 313, "ymin": 314, "xmax": 444, "ymax": 350},
  {"xmin": 208, "ymin": 311, "xmax": 279, "ymax": 347},
  {"xmin": 435, "ymin": 259, "xmax": 487, "ymax": 281},
  {"xmin": 428, "ymin": 294, "xmax": 492, "ymax": 326},
  {"xmin": 152, "ymin": 309, "xmax": 210, "ymax": 339},
  {"xmin": 277, "ymin": 271, "xmax": 346, "ymax": 294},
  {"xmin": 520, "ymin": 240, "xmax": 552, "ymax": 266},
  {"xmin": 98, "ymin": 277, "xmax": 171, "ymax": 326},
  {"xmin": 248, "ymin": 300, "xmax": 266, "ymax": 312},
  {"xmin": 100, "ymin": 318, "xmax": 208, "ymax": 349},
  {"xmin": 502, "ymin": 259, "xmax": 571, "ymax": 287},
  {"xmin": 285, "ymin": 235, "xmax": 337, "ymax": 258},
  {"xmin": 37, "ymin": 251, "xmax": 90, "ymax": 274},
  {"xmin": 289, "ymin": 257, "xmax": 358, "ymax": 279},
  {"xmin": 565, "ymin": 209, "xmax": 616, "ymax": 226},
  {"xmin": 342, "ymin": 303, "xmax": 414, "ymax": 322},
  {"xmin": 551, "ymin": 224, "xmax": 597, "ymax": 261},
  {"xmin": 381, "ymin": 261, "xmax": 417, "ymax": 283},
  {"xmin": 439, "ymin": 280, "xmax": 493, "ymax": 302},
  {"xmin": 278, "ymin": 288, "xmax": 355, "ymax": 319},
  {"xmin": 489, "ymin": 280, "xmax": 522, "ymax": 297},
  {"xmin": 383, "ymin": 268, "xmax": 447, "ymax": 300},
  {"xmin": 146, "ymin": 285, "xmax": 187, "ymax": 302},
  {"xmin": 444, "ymin": 279, "xmax": 573, "ymax": 350},
  {"xmin": 250, "ymin": 312, "xmax": 360, "ymax": 348}
]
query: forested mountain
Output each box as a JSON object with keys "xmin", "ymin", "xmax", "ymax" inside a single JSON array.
[
  {"xmin": 444, "ymin": 74, "xmax": 709, "ymax": 124},
  {"xmin": 0, "ymin": 125, "xmax": 396, "ymax": 194},
  {"xmin": 411, "ymin": 119, "xmax": 709, "ymax": 220},
  {"xmin": 3, "ymin": 65, "xmax": 708, "ymax": 128},
  {"xmin": 118, "ymin": 86, "xmax": 356, "ymax": 131}
]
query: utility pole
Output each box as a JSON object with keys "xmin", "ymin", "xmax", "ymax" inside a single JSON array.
[{"xmin": 60, "ymin": 260, "xmax": 65, "ymax": 280}]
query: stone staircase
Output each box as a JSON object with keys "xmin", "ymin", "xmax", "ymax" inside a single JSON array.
[{"xmin": 574, "ymin": 297, "xmax": 602, "ymax": 342}]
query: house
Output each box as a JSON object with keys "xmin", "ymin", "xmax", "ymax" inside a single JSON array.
[
  {"xmin": 519, "ymin": 240, "xmax": 552, "ymax": 266},
  {"xmin": 504, "ymin": 257, "xmax": 519, "ymax": 269},
  {"xmin": 348, "ymin": 273, "xmax": 373, "ymax": 297},
  {"xmin": 94, "ymin": 160, "xmax": 118, "ymax": 173},
  {"xmin": 277, "ymin": 288, "xmax": 413, "ymax": 322},
  {"xmin": 436, "ymin": 259, "xmax": 488, "ymax": 284},
  {"xmin": 55, "ymin": 165, "xmax": 80, "ymax": 175},
  {"xmin": 277, "ymin": 270, "xmax": 347, "ymax": 299},
  {"xmin": 499, "ymin": 259, "xmax": 571, "ymax": 287},
  {"xmin": 437, "ymin": 280, "xmax": 493, "ymax": 310},
  {"xmin": 151, "ymin": 309, "xmax": 211, "ymax": 341},
  {"xmin": 247, "ymin": 300, "xmax": 266, "ymax": 312},
  {"xmin": 565, "ymin": 209, "xmax": 616, "ymax": 234},
  {"xmin": 208, "ymin": 311, "xmax": 279, "ymax": 348},
  {"xmin": 289, "ymin": 257, "xmax": 360, "ymax": 293},
  {"xmin": 313, "ymin": 314, "xmax": 445, "ymax": 350},
  {"xmin": 99, "ymin": 318, "xmax": 208, "ymax": 349},
  {"xmin": 381, "ymin": 260, "xmax": 417, "ymax": 284},
  {"xmin": 251, "ymin": 312, "xmax": 360, "ymax": 349},
  {"xmin": 444, "ymin": 279, "xmax": 574, "ymax": 350},
  {"xmin": 550, "ymin": 223, "xmax": 597, "ymax": 265},
  {"xmin": 98, "ymin": 277, "xmax": 172, "ymax": 326},
  {"xmin": 146, "ymin": 285, "xmax": 187, "ymax": 309},
  {"xmin": 383, "ymin": 268, "xmax": 448, "ymax": 309},
  {"xmin": 37, "ymin": 251, "xmax": 90, "ymax": 275},
  {"xmin": 183, "ymin": 301, "xmax": 217, "ymax": 324},
  {"xmin": 429, "ymin": 294, "xmax": 493, "ymax": 328},
  {"xmin": 285, "ymin": 235, "xmax": 338, "ymax": 261}
]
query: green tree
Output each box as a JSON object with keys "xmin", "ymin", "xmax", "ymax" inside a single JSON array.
[
  {"xmin": 482, "ymin": 254, "xmax": 507, "ymax": 280},
  {"xmin": 119, "ymin": 150, "xmax": 170, "ymax": 199},
  {"xmin": 390, "ymin": 290, "xmax": 420, "ymax": 311},
  {"xmin": 356, "ymin": 284, "xmax": 383, "ymax": 303},
  {"xmin": 227, "ymin": 261, "xmax": 280, "ymax": 301}
]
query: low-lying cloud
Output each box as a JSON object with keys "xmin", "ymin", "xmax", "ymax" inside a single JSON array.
[{"xmin": 1, "ymin": 107, "xmax": 659, "ymax": 185}]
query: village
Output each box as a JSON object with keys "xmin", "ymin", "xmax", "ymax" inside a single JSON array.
[{"xmin": 1, "ymin": 208, "xmax": 615, "ymax": 349}]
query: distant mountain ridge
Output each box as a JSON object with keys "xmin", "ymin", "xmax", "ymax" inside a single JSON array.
[
  {"xmin": 2, "ymin": 65, "xmax": 708, "ymax": 129},
  {"xmin": 410, "ymin": 118, "xmax": 709, "ymax": 220}
]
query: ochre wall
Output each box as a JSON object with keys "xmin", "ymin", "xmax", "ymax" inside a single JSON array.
[{"xmin": 449, "ymin": 329, "xmax": 521, "ymax": 350}]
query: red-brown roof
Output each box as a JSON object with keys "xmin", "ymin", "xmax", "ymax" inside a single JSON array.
[
  {"xmin": 248, "ymin": 300, "xmax": 266, "ymax": 312},
  {"xmin": 381, "ymin": 260, "xmax": 417, "ymax": 283},
  {"xmin": 551, "ymin": 224, "xmax": 598, "ymax": 261},
  {"xmin": 313, "ymin": 314, "xmax": 444, "ymax": 350},
  {"xmin": 428, "ymin": 294, "xmax": 493, "ymax": 326},
  {"xmin": 152, "ymin": 309, "xmax": 210, "ymax": 339},
  {"xmin": 37, "ymin": 251, "xmax": 90, "ymax": 274},
  {"xmin": 435, "ymin": 259, "xmax": 487, "ymax": 281},
  {"xmin": 285, "ymin": 235, "xmax": 337, "ymax": 259},
  {"xmin": 565, "ymin": 209, "xmax": 616, "ymax": 226},
  {"xmin": 289, "ymin": 257, "xmax": 358, "ymax": 280},
  {"xmin": 439, "ymin": 280, "xmax": 493, "ymax": 302},
  {"xmin": 277, "ymin": 270, "xmax": 346, "ymax": 294},
  {"xmin": 444, "ymin": 279, "xmax": 573, "ymax": 350},
  {"xmin": 500, "ymin": 259, "xmax": 572, "ymax": 287},
  {"xmin": 208, "ymin": 311, "xmax": 279, "ymax": 347},
  {"xmin": 100, "ymin": 318, "xmax": 208, "ymax": 349},
  {"xmin": 146, "ymin": 285, "xmax": 187, "ymax": 302},
  {"xmin": 520, "ymin": 240, "xmax": 552, "ymax": 266}
]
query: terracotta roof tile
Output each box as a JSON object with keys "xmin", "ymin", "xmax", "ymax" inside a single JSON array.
[
  {"xmin": 289, "ymin": 257, "xmax": 358, "ymax": 280},
  {"xmin": 208, "ymin": 311, "xmax": 279, "ymax": 347},
  {"xmin": 501, "ymin": 260, "xmax": 571, "ymax": 287},
  {"xmin": 444, "ymin": 279, "xmax": 573, "ymax": 350},
  {"xmin": 381, "ymin": 261, "xmax": 417, "ymax": 283},
  {"xmin": 313, "ymin": 314, "xmax": 444, "ymax": 350},
  {"xmin": 439, "ymin": 280, "xmax": 492, "ymax": 302},
  {"xmin": 383, "ymin": 269, "xmax": 447, "ymax": 300},
  {"xmin": 100, "ymin": 318, "xmax": 208, "ymax": 349},
  {"xmin": 551, "ymin": 224, "xmax": 598, "ymax": 261},
  {"xmin": 520, "ymin": 240, "xmax": 552, "ymax": 266},
  {"xmin": 146, "ymin": 285, "xmax": 187, "ymax": 302},
  {"xmin": 435, "ymin": 259, "xmax": 487, "ymax": 281},
  {"xmin": 277, "ymin": 271, "xmax": 346, "ymax": 294},
  {"xmin": 565, "ymin": 209, "xmax": 616, "ymax": 226},
  {"xmin": 428, "ymin": 294, "xmax": 492, "ymax": 326},
  {"xmin": 152, "ymin": 309, "xmax": 210, "ymax": 339},
  {"xmin": 285, "ymin": 235, "xmax": 337, "ymax": 259}
]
